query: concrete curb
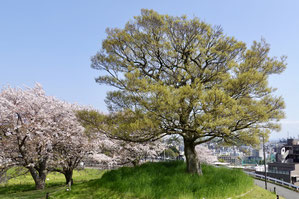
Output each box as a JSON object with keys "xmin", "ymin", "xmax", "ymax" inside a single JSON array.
[{"xmin": 226, "ymin": 188, "xmax": 253, "ymax": 199}]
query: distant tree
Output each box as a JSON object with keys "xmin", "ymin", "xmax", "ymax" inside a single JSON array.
[
  {"xmin": 91, "ymin": 9, "xmax": 286, "ymax": 175},
  {"xmin": 114, "ymin": 139, "xmax": 165, "ymax": 166},
  {"xmin": 169, "ymin": 145, "xmax": 179, "ymax": 155},
  {"xmin": 162, "ymin": 148, "xmax": 178, "ymax": 159},
  {"xmin": 76, "ymin": 112, "xmax": 166, "ymax": 167},
  {"xmin": 195, "ymin": 145, "xmax": 218, "ymax": 164}
]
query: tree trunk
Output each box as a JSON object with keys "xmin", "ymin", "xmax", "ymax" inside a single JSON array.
[
  {"xmin": 28, "ymin": 167, "xmax": 47, "ymax": 189},
  {"xmin": 64, "ymin": 170, "xmax": 73, "ymax": 185},
  {"xmin": 35, "ymin": 177, "xmax": 46, "ymax": 190},
  {"xmin": 0, "ymin": 168, "xmax": 8, "ymax": 184},
  {"xmin": 184, "ymin": 139, "xmax": 202, "ymax": 175},
  {"xmin": 132, "ymin": 158, "xmax": 140, "ymax": 167}
]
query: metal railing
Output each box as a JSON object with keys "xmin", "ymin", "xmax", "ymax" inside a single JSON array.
[{"xmin": 245, "ymin": 171, "xmax": 299, "ymax": 191}]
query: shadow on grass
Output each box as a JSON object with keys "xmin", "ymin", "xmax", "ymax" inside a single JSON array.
[{"xmin": 0, "ymin": 184, "xmax": 35, "ymax": 195}]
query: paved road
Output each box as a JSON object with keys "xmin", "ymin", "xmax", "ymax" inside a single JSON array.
[{"xmin": 254, "ymin": 179, "xmax": 299, "ymax": 199}]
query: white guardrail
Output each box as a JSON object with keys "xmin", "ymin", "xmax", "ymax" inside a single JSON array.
[{"xmin": 245, "ymin": 171, "xmax": 299, "ymax": 191}]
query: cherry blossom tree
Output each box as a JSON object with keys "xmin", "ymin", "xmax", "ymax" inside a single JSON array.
[
  {"xmin": 50, "ymin": 135, "xmax": 90, "ymax": 185},
  {"xmin": 89, "ymin": 133, "xmax": 165, "ymax": 167},
  {"xmin": 48, "ymin": 103, "xmax": 91, "ymax": 185},
  {"xmin": 0, "ymin": 84, "xmax": 54, "ymax": 189},
  {"xmin": 0, "ymin": 84, "xmax": 89, "ymax": 189},
  {"xmin": 195, "ymin": 145, "xmax": 218, "ymax": 165},
  {"xmin": 111, "ymin": 139, "xmax": 165, "ymax": 166},
  {"xmin": 76, "ymin": 111, "xmax": 166, "ymax": 167}
]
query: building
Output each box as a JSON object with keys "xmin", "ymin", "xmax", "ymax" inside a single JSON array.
[
  {"xmin": 267, "ymin": 139, "xmax": 299, "ymax": 186},
  {"xmin": 251, "ymin": 148, "xmax": 263, "ymax": 159},
  {"xmin": 218, "ymin": 155, "xmax": 242, "ymax": 165},
  {"xmin": 242, "ymin": 156, "xmax": 262, "ymax": 165}
]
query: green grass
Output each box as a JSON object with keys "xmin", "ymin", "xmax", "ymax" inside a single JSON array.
[
  {"xmin": 0, "ymin": 168, "xmax": 104, "ymax": 199},
  {"xmin": 1, "ymin": 162, "xmax": 280, "ymax": 199},
  {"xmin": 53, "ymin": 161, "xmax": 254, "ymax": 199}
]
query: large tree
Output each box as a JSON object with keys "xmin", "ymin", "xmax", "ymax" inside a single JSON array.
[
  {"xmin": 0, "ymin": 84, "xmax": 88, "ymax": 189},
  {"xmin": 0, "ymin": 84, "xmax": 55, "ymax": 189},
  {"xmin": 91, "ymin": 9, "xmax": 286, "ymax": 175}
]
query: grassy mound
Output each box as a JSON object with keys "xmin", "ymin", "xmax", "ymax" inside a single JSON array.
[{"xmin": 55, "ymin": 161, "xmax": 254, "ymax": 199}]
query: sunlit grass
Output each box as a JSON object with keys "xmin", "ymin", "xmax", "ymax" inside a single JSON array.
[
  {"xmin": 0, "ymin": 168, "xmax": 104, "ymax": 198},
  {"xmin": 1, "ymin": 162, "xmax": 279, "ymax": 199},
  {"xmin": 54, "ymin": 161, "xmax": 254, "ymax": 199}
]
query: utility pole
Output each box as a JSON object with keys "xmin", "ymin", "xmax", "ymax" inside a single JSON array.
[{"xmin": 262, "ymin": 135, "xmax": 267, "ymax": 190}]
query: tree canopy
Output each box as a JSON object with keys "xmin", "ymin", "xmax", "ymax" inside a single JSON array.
[{"xmin": 91, "ymin": 9, "xmax": 286, "ymax": 174}]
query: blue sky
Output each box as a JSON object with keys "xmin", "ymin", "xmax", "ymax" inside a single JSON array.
[{"xmin": 1, "ymin": 0, "xmax": 298, "ymax": 140}]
